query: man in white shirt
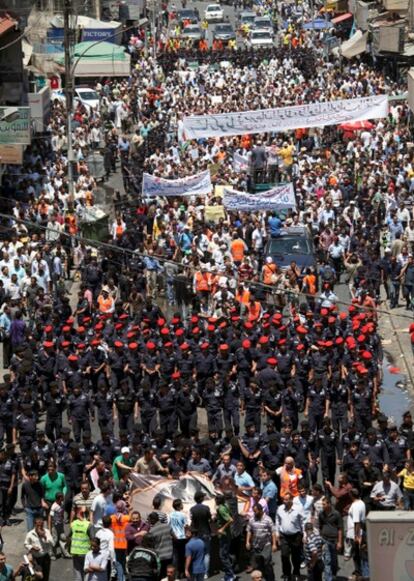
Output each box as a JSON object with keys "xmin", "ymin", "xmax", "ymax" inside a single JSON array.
[{"xmin": 346, "ymin": 489, "xmax": 366, "ymax": 578}]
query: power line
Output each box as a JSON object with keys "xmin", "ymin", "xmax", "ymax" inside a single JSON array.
[{"xmin": 0, "ymin": 210, "xmax": 413, "ymax": 325}]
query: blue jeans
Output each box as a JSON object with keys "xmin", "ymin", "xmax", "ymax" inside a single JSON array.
[
  {"xmin": 322, "ymin": 540, "xmax": 338, "ymax": 581},
  {"xmin": 114, "ymin": 560, "xmax": 125, "ymax": 581},
  {"xmin": 200, "ymin": 534, "xmax": 211, "ymax": 576},
  {"xmin": 404, "ymin": 490, "xmax": 414, "ymax": 510},
  {"xmin": 25, "ymin": 507, "xmax": 43, "ymax": 532}
]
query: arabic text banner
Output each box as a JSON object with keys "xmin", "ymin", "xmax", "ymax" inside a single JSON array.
[
  {"xmin": 142, "ymin": 170, "xmax": 212, "ymax": 197},
  {"xmin": 183, "ymin": 95, "xmax": 388, "ymax": 139},
  {"xmin": 223, "ymin": 183, "xmax": 296, "ymax": 212}
]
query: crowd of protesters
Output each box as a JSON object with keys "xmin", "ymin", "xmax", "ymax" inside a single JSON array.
[{"xmin": 1, "ymin": 0, "xmax": 414, "ymax": 580}]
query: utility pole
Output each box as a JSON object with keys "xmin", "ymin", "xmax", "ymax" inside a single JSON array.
[{"xmin": 63, "ymin": 0, "xmax": 74, "ymax": 202}]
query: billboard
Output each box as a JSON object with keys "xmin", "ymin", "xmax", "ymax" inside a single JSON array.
[
  {"xmin": 0, "ymin": 107, "xmax": 31, "ymax": 145},
  {"xmin": 0, "ymin": 144, "xmax": 23, "ymax": 165}
]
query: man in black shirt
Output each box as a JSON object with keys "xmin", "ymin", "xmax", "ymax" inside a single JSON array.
[
  {"xmin": 190, "ymin": 491, "xmax": 212, "ymax": 577},
  {"xmin": 21, "ymin": 470, "xmax": 47, "ymax": 532},
  {"xmin": 318, "ymin": 495, "xmax": 342, "ymax": 581}
]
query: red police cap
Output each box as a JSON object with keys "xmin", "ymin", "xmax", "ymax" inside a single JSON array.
[
  {"xmin": 320, "ymin": 308, "xmax": 328, "ymax": 316},
  {"xmin": 119, "ymin": 313, "xmax": 129, "ymax": 320},
  {"xmin": 165, "ymin": 342, "xmax": 173, "ymax": 348},
  {"xmin": 278, "ymin": 339, "xmax": 287, "ymax": 346},
  {"xmin": 296, "ymin": 343, "xmax": 305, "ymax": 351},
  {"xmin": 191, "ymin": 316, "xmax": 199, "ymax": 324},
  {"xmin": 115, "ymin": 323, "xmax": 123, "ymax": 330},
  {"xmin": 66, "ymin": 318, "xmax": 74, "ymax": 325},
  {"xmin": 77, "ymin": 343, "xmax": 86, "ymax": 350},
  {"xmin": 339, "ymin": 312, "xmax": 348, "ymax": 320},
  {"xmin": 258, "ymin": 336, "xmax": 269, "ymax": 345},
  {"xmin": 201, "ymin": 342, "xmax": 209, "ymax": 350},
  {"xmin": 296, "ymin": 326, "xmax": 307, "ymax": 335},
  {"xmin": 361, "ymin": 351, "xmax": 372, "ymax": 360},
  {"xmin": 180, "ymin": 342, "xmax": 190, "ymax": 350},
  {"xmin": 219, "ymin": 344, "xmax": 229, "ymax": 351},
  {"xmin": 171, "ymin": 371, "xmax": 181, "ymax": 379},
  {"xmin": 325, "ymin": 340, "xmax": 333, "ymax": 348},
  {"xmin": 61, "ymin": 341, "xmax": 71, "ymax": 348},
  {"xmin": 175, "ymin": 329, "xmax": 184, "ymax": 337},
  {"xmin": 114, "ymin": 341, "xmax": 124, "ymax": 348},
  {"xmin": 157, "ymin": 318, "xmax": 166, "ymax": 327},
  {"xmin": 78, "ymin": 326, "xmax": 85, "ymax": 333},
  {"xmin": 171, "ymin": 317, "xmax": 180, "ymax": 325},
  {"xmin": 242, "ymin": 339, "xmax": 251, "ymax": 349},
  {"xmin": 207, "ymin": 325, "xmax": 215, "ymax": 332},
  {"xmin": 68, "ymin": 355, "xmax": 78, "ymax": 362},
  {"xmin": 62, "ymin": 326, "xmax": 71, "ymax": 333},
  {"xmin": 43, "ymin": 341, "xmax": 54, "ymax": 348},
  {"xmin": 146, "ymin": 341, "xmax": 156, "ymax": 349},
  {"xmin": 335, "ymin": 337, "xmax": 344, "ymax": 345},
  {"xmin": 267, "ymin": 357, "xmax": 278, "ymax": 365},
  {"xmin": 128, "ymin": 342, "xmax": 138, "ymax": 350},
  {"xmin": 244, "ymin": 322, "xmax": 253, "ymax": 329},
  {"xmin": 45, "ymin": 325, "xmax": 53, "ymax": 333},
  {"xmin": 160, "ymin": 327, "xmax": 169, "ymax": 336},
  {"xmin": 91, "ymin": 339, "xmax": 100, "ymax": 346},
  {"xmin": 328, "ymin": 317, "xmax": 336, "ymax": 324},
  {"xmin": 192, "ymin": 327, "xmax": 200, "ymax": 334}
]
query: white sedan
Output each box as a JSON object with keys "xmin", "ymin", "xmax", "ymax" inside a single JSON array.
[{"xmin": 204, "ymin": 4, "xmax": 224, "ymax": 23}]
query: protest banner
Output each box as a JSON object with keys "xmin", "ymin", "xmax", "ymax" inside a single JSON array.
[
  {"xmin": 142, "ymin": 170, "xmax": 212, "ymax": 196},
  {"xmin": 223, "ymin": 183, "xmax": 296, "ymax": 212},
  {"xmin": 183, "ymin": 95, "xmax": 388, "ymax": 139},
  {"xmin": 204, "ymin": 205, "xmax": 225, "ymax": 222}
]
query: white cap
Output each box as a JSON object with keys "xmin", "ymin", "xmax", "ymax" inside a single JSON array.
[
  {"xmin": 266, "ymin": 256, "xmax": 273, "ymax": 264},
  {"xmin": 121, "ymin": 447, "xmax": 130, "ymax": 454}
]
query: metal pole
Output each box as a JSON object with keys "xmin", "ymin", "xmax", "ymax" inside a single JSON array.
[
  {"xmin": 95, "ymin": 0, "xmax": 101, "ymax": 20},
  {"xmin": 64, "ymin": 0, "xmax": 74, "ymax": 202}
]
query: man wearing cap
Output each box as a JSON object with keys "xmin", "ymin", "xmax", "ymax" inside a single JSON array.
[
  {"xmin": 156, "ymin": 382, "xmax": 178, "ymax": 439},
  {"xmin": 112, "ymin": 447, "xmax": 134, "ymax": 485}
]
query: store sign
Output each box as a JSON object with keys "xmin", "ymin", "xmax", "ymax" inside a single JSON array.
[{"xmin": 0, "ymin": 107, "xmax": 31, "ymax": 145}]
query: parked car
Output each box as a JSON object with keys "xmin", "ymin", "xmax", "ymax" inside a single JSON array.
[
  {"xmin": 264, "ymin": 226, "xmax": 317, "ymax": 271},
  {"xmin": 213, "ymin": 22, "xmax": 236, "ymax": 41},
  {"xmin": 204, "ymin": 4, "xmax": 224, "ymax": 22},
  {"xmin": 177, "ymin": 8, "xmax": 199, "ymax": 25},
  {"xmin": 253, "ymin": 15, "xmax": 273, "ymax": 33},
  {"xmin": 248, "ymin": 28, "xmax": 274, "ymax": 47},
  {"xmin": 52, "ymin": 87, "xmax": 100, "ymax": 111},
  {"xmin": 181, "ymin": 24, "xmax": 204, "ymax": 41}
]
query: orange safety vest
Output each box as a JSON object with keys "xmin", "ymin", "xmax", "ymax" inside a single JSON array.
[
  {"xmin": 279, "ymin": 467, "xmax": 302, "ymax": 497},
  {"xmin": 247, "ymin": 301, "xmax": 261, "ymax": 321},
  {"xmin": 195, "ymin": 271, "xmax": 211, "ymax": 292},
  {"xmin": 116, "ymin": 224, "xmax": 124, "ymax": 238},
  {"xmin": 98, "ymin": 295, "xmax": 113, "ymax": 313},
  {"xmin": 110, "ymin": 514, "xmax": 130, "ymax": 549},
  {"xmin": 303, "ymin": 274, "xmax": 317, "ymax": 295},
  {"xmin": 236, "ymin": 289, "xmax": 250, "ymax": 304},
  {"xmin": 263, "ymin": 263, "xmax": 278, "ymax": 285},
  {"xmin": 231, "ymin": 239, "xmax": 245, "ymax": 262}
]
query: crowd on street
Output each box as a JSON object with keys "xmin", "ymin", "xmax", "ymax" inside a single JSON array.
[{"xmin": 2, "ymin": 0, "xmax": 414, "ymax": 580}]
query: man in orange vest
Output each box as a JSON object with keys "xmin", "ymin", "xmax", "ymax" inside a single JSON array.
[
  {"xmin": 230, "ymin": 232, "xmax": 247, "ymax": 266},
  {"xmin": 193, "ymin": 267, "xmax": 211, "ymax": 299},
  {"xmin": 276, "ymin": 457, "xmax": 303, "ymax": 498},
  {"xmin": 110, "ymin": 500, "xmax": 130, "ymax": 579}
]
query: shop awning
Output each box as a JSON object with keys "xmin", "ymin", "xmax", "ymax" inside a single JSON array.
[{"xmin": 331, "ymin": 12, "xmax": 353, "ymax": 24}]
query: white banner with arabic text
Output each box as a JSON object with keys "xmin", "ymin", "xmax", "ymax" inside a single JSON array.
[
  {"xmin": 183, "ymin": 95, "xmax": 388, "ymax": 139},
  {"xmin": 223, "ymin": 183, "xmax": 296, "ymax": 212},
  {"xmin": 142, "ymin": 170, "xmax": 212, "ymax": 197}
]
